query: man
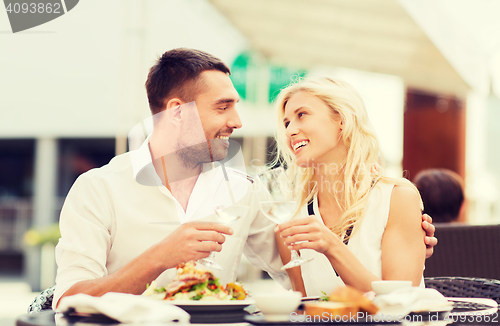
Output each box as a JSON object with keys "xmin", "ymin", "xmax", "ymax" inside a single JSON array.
[{"xmin": 53, "ymin": 48, "xmax": 436, "ymax": 308}]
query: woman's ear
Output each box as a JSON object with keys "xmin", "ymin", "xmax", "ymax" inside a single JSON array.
[{"xmin": 339, "ymin": 117, "xmax": 345, "ymax": 130}]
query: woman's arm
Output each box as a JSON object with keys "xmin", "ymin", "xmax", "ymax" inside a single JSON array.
[
  {"xmin": 381, "ymin": 185, "xmax": 426, "ymax": 285},
  {"xmin": 277, "ymin": 184, "xmax": 425, "ymax": 292},
  {"xmin": 275, "ymin": 230, "xmax": 306, "ymax": 296}
]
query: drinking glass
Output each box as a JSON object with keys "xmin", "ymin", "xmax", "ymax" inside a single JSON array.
[
  {"xmin": 197, "ymin": 204, "xmax": 249, "ymax": 270},
  {"xmin": 258, "ymin": 167, "xmax": 313, "ymax": 269}
]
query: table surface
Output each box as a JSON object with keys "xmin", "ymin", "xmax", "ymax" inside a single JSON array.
[{"xmin": 16, "ymin": 303, "xmax": 500, "ymax": 326}]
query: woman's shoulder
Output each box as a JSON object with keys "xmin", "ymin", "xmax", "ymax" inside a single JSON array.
[
  {"xmin": 391, "ymin": 184, "xmax": 420, "ymax": 202},
  {"xmin": 387, "ymin": 182, "xmax": 423, "ymax": 220},
  {"xmin": 378, "ymin": 176, "xmax": 413, "ymax": 186},
  {"xmin": 378, "ymin": 177, "xmax": 416, "ymax": 193},
  {"xmin": 377, "ymin": 178, "xmax": 421, "ymax": 207}
]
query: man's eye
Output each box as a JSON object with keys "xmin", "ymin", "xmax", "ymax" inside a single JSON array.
[
  {"xmin": 298, "ymin": 112, "xmax": 305, "ymax": 118},
  {"xmin": 220, "ymin": 107, "xmax": 228, "ymax": 111}
]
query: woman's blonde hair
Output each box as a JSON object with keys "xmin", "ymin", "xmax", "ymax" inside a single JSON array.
[{"xmin": 274, "ymin": 76, "xmax": 420, "ymax": 240}]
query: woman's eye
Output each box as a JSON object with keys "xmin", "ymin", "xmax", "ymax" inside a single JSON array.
[
  {"xmin": 284, "ymin": 121, "xmax": 290, "ymax": 128},
  {"xmin": 298, "ymin": 112, "xmax": 305, "ymax": 118}
]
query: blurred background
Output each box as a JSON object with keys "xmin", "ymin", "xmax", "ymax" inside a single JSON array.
[{"xmin": 1, "ymin": 0, "xmax": 500, "ymax": 323}]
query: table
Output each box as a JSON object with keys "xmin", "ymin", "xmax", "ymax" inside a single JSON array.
[
  {"xmin": 17, "ymin": 310, "xmax": 119, "ymax": 326},
  {"xmin": 16, "ymin": 304, "xmax": 500, "ymax": 326}
]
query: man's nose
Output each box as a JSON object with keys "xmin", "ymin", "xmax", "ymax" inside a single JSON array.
[{"xmin": 227, "ymin": 109, "xmax": 242, "ymax": 129}]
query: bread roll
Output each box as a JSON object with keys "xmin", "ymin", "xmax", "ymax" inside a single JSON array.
[
  {"xmin": 304, "ymin": 302, "xmax": 359, "ymax": 319},
  {"xmin": 328, "ymin": 286, "xmax": 379, "ymax": 315}
]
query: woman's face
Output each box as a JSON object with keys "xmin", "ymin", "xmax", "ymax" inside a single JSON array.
[{"xmin": 283, "ymin": 91, "xmax": 346, "ymax": 167}]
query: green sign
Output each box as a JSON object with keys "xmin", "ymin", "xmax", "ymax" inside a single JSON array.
[{"xmin": 230, "ymin": 52, "xmax": 306, "ymax": 104}]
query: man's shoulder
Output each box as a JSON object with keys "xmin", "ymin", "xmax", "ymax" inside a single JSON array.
[{"xmin": 78, "ymin": 152, "xmax": 133, "ymax": 182}]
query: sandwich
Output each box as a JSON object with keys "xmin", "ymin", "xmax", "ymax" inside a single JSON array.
[{"xmin": 144, "ymin": 261, "xmax": 246, "ymax": 301}]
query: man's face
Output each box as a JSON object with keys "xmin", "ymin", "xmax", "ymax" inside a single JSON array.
[{"xmin": 178, "ymin": 70, "xmax": 241, "ymax": 165}]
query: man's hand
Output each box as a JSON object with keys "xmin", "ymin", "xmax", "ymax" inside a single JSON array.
[
  {"xmin": 422, "ymin": 214, "xmax": 437, "ymax": 259},
  {"xmin": 156, "ymin": 222, "xmax": 234, "ymax": 268},
  {"xmin": 58, "ymin": 222, "xmax": 233, "ymax": 306}
]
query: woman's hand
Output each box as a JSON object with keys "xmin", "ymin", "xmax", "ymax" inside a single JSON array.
[
  {"xmin": 277, "ymin": 215, "xmax": 379, "ymax": 292},
  {"xmin": 276, "ymin": 216, "xmax": 340, "ymax": 254}
]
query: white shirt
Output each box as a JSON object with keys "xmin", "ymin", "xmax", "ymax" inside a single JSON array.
[
  {"xmin": 300, "ymin": 182, "xmax": 425, "ymax": 296},
  {"xmin": 53, "ymin": 139, "xmax": 290, "ymax": 308}
]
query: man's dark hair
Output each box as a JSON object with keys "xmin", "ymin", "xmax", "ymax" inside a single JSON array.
[
  {"xmin": 414, "ymin": 169, "xmax": 465, "ymax": 223},
  {"xmin": 145, "ymin": 48, "xmax": 231, "ymax": 114}
]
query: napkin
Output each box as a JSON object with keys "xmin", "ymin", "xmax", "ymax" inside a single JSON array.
[
  {"xmin": 373, "ymin": 287, "xmax": 453, "ymax": 319},
  {"xmin": 57, "ymin": 292, "xmax": 190, "ymax": 323}
]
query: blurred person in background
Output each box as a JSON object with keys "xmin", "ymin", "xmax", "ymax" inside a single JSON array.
[
  {"xmin": 414, "ymin": 169, "xmax": 465, "ymax": 223},
  {"xmin": 273, "ymin": 76, "xmax": 427, "ymax": 296}
]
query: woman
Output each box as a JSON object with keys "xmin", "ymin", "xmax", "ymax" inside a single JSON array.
[{"xmin": 273, "ymin": 76, "xmax": 426, "ymax": 296}]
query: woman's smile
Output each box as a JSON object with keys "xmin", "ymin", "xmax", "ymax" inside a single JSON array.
[{"xmin": 291, "ymin": 139, "xmax": 310, "ymax": 154}]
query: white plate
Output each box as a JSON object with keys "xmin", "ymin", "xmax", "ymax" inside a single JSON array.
[
  {"xmin": 301, "ymin": 296, "xmax": 320, "ymax": 302},
  {"xmin": 171, "ymin": 299, "xmax": 255, "ymax": 312}
]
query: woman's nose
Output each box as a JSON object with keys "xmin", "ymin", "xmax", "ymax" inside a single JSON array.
[{"xmin": 285, "ymin": 121, "xmax": 298, "ymax": 138}]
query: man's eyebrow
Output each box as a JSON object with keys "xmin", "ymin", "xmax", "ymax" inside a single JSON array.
[{"xmin": 214, "ymin": 98, "xmax": 240, "ymax": 105}]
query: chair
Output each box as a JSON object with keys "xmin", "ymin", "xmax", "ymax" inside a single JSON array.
[
  {"xmin": 424, "ymin": 223, "xmax": 500, "ymax": 280},
  {"xmin": 28, "ymin": 285, "xmax": 55, "ymax": 313},
  {"xmin": 425, "ymin": 277, "xmax": 500, "ymax": 304}
]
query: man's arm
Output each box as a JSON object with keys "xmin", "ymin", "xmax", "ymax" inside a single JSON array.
[
  {"xmin": 54, "ymin": 173, "xmax": 232, "ymax": 308},
  {"xmin": 58, "ymin": 222, "xmax": 232, "ymax": 305}
]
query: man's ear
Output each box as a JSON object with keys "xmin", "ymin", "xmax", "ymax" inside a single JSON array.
[{"xmin": 165, "ymin": 98, "xmax": 183, "ymax": 126}]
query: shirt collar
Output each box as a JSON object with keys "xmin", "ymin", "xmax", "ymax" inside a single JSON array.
[{"xmin": 130, "ymin": 136, "xmax": 160, "ymax": 187}]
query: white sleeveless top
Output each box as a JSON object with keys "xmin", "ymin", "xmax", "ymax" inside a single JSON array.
[{"xmin": 300, "ymin": 182, "xmax": 424, "ymax": 296}]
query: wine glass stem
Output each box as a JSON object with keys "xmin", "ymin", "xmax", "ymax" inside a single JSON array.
[
  {"xmin": 208, "ymin": 251, "xmax": 216, "ymax": 261},
  {"xmin": 290, "ymin": 249, "xmax": 300, "ymax": 261}
]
